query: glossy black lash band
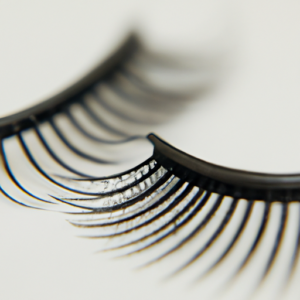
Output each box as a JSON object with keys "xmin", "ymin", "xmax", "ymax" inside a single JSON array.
[{"xmin": 149, "ymin": 134, "xmax": 300, "ymax": 202}]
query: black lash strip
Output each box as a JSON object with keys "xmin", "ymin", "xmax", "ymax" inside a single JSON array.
[{"xmin": 0, "ymin": 33, "xmax": 299, "ymax": 297}]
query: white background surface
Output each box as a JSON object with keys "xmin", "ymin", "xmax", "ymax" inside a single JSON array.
[{"xmin": 1, "ymin": 1, "xmax": 300, "ymax": 299}]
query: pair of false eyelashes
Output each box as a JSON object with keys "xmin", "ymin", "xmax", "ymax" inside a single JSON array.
[{"xmin": 1, "ymin": 34, "xmax": 299, "ymax": 298}]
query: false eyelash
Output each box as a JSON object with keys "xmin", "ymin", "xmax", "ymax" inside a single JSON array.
[
  {"xmin": 0, "ymin": 35, "xmax": 202, "ymax": 207},
  {"xmin": 0, "ymin": 33, "xmax": 299, "ymax": 299}
]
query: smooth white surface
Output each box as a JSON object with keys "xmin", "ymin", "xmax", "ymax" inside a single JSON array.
[
  {"xmin": 145, "ymin": 0, "xmax": 300, "ymax": 174},
  {"xmin": 1, "ymin": 1, "xmax": 300, "ymax": 300},
  {"xmin": 0, "ymin": 0, "xmax": 133, "ymax": 117}
]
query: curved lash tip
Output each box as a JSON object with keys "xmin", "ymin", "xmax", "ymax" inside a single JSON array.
[
  {"xmin": 50, "ymin": 174, "xmax": 95, "ymax": 180},
  {"xmin": 48, "ymin": 195, "xmax": 93, "ymax": 211}
]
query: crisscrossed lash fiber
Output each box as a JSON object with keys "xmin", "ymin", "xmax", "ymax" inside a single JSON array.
[{"xmin": 53, "ymin": 168, "xmax": 171, "ymax": 211}]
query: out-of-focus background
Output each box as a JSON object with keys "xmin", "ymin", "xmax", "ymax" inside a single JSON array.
[{"xmin": 1, "ymin": 1, "xmax": 300, "ymax": 299}]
